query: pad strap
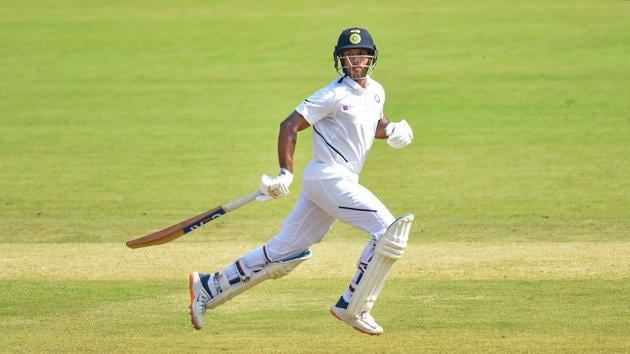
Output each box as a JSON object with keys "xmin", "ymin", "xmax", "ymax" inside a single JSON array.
[{"xmin": 234, "ymin": 258, "xmax": 254, "ymax": 283}]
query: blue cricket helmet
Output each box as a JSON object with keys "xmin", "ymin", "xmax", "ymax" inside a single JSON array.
[
  {"xmin": 334, "ymin": 27, "xmax": 378, "ymax": 55},
  {"xmin": 333, "ymin": 27, "xmax": 379, "ymax": 78}
]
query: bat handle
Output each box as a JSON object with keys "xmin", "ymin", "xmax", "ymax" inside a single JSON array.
[{"xmin": 223, "ymin": 191, "xmax": 263, "ymax": 212}]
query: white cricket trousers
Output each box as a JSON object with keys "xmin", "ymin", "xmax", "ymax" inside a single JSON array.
[
  {"xmin": 264, "ymin": 177, "xmax": 396, "ymax": 261},
  {"xmin": 220, "ymin": 176, "xmax": 397, "ymax": 302}
]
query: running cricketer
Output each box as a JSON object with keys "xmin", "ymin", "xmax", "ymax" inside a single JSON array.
[{"xmin": 189, "ymin": 27, "xmax": 414, "ymax": 335}]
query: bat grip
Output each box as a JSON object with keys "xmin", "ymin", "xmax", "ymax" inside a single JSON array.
[{"xmin": 223, "ymin": 191, "xmax": 262, "ymax": 212}]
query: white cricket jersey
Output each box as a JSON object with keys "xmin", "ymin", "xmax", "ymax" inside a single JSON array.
[{"xmin": 296, "ymin": 75, "xmax": 385, "ymax": 181}]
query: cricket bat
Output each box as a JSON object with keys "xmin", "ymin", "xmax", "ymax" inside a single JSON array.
[{"xmin": 126, "ymin": 191, "xmax": 261, "ymax": 249}]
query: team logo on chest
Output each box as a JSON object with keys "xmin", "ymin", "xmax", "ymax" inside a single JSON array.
[{"xmin": 374, "ymin": 94, "xmax": 381, "ymax": 103}]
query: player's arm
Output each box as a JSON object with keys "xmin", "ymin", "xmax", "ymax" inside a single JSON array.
[
  {"xmin": 375, "ymin": 117, "xmax": 391, "ymax": 139},
  {"xmin": 259, "ymin": 85, "xmax": 329, "ymax": 200},
  {"xmin": 259, "ymin": 111, "xmax": 310, "ymax": 200},
  {"xmin": 278, "ymin": 111, "xmax": 311, "ymax": 173}
]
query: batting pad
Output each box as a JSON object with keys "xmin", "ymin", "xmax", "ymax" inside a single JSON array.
[
  {"xmin": 347, "ymin": 214, "xmax": 414, "ymax": 317},
  {"xmin": 206, "ymin": 249, "xmax": 311, "ymax": 309}
]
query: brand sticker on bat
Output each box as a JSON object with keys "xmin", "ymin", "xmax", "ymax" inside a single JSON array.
[{"xmin": 183, "ymin": 209, "xmax": 226, "ymax": 234}]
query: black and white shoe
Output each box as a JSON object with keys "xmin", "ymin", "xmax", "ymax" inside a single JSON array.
[
  {"xmin": 189, "ymin": 271, "xmax": 212, "ymax": 330},
  {"xmin": 330, "ymin": 297, "xmax": 383, "ymax": 335}
]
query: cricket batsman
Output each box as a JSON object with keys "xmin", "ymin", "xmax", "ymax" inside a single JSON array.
[{"xmin": 189, "ymin": 27, "xmax": 414, "ymax": 335}]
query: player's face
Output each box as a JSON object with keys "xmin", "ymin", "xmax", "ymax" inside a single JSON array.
[{"xmin": 339, "ymin": 48, "xmax": 374, "ymax": 80}]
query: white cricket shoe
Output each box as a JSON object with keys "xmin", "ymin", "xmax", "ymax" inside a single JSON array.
[
  {"xmin": 189, "ymin": 271, "xmax": 211, "ymax": 330},
  {"xmin": 331, "ymin": 305, "xmax": 383, "ymax": 336}
]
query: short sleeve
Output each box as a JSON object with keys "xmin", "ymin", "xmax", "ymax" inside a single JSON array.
[{"xmin": 295, "ymin": 87, "xmax": 336, "ymax": 125}]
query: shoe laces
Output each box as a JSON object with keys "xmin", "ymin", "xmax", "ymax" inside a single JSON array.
[{"xmin": 196, "ymin": 289, "xmax": 212, "ymax": 313}]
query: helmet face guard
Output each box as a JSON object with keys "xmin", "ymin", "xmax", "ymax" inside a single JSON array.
[
  {"xmin": 334, "ymin": 54, "xmax": 377, "ymax": 80},
  {"xmin": 333, "ymin": 28, "xmax": 378, "ymax": 79}
]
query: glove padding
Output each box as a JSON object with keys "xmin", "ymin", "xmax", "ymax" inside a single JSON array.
[
  {"xmin": 385, "ymin": 119, "xmax": 413, "ymax": 149},
  {"xmin": 259, "ymin": 168, "xmax": 294, "ymax": 200}
]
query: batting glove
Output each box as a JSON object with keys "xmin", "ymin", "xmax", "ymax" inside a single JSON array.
[
  {"xmin": 259, "ymin": 168, "xmax": 294, "ymax": 199},
  {"xmin": 385, "ymin": 119, "xmax": 413, "ymax": 149}
]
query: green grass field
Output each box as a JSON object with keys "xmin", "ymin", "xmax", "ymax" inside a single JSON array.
[{"xmin": 1, "ymin": 0, "xmax": 629, "ymax": 352}]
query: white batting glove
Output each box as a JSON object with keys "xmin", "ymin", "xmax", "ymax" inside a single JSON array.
[
  {"xmin": 259, "ymin": 168, "xmax": 294, "ymax": 200},
  {"xmin": 385, "ymin": 119, "xmax": 413, "ymax": 149}
]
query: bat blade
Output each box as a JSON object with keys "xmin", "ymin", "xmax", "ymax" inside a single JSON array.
[
  {"xmin": 126, "ymin": 191, "xmax": 260, "ymax": 249},
  {"xmin": 126, "ymin": 206, "xmax": 226, "ymax": 249}
]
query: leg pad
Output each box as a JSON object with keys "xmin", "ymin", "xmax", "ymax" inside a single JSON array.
[
  {"xmin": 206, "ymin": 249, "xmax": 311, "ymax": 309},
  {"xmin": 346, "ymin": 214, "xmax": 413, "ymax": 317}
]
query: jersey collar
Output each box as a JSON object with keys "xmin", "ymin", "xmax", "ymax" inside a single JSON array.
[{"xmin": 339, "ymin": 75, "xmax": 371, "ymax": 92}]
